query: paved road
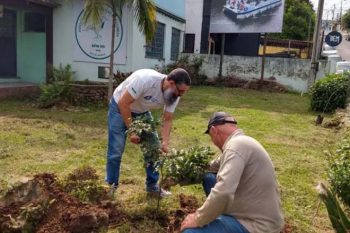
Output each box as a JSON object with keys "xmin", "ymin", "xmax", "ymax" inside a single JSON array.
[{"xmin": 336, "ymin": 32, "xmax": 350, "ymax": 61}]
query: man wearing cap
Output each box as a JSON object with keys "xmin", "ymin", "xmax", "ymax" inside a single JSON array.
[
  {"xmin": 181, "ymin": 112, "xmax": 284, "ymax": 233},
  {"xmin": 106, "ymin": 68, "xmax": 191, "ymax": 197}
]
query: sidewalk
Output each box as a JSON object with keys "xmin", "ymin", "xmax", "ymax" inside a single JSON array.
[{"xmin": 336, "ymin": 32, "xmax": 350, "ymax": 61}]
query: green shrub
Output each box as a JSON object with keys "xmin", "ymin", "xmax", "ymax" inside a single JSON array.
[
  {"xmin": 156, "ymin": 56, "xmax": 207, "ymax": 85},
  {"xmin": 163, "ymin": 147, "xmax": 215, "ymax": 185},
  {"xmin": 47, "ymin": 63, "xmax": 74, "ymax": 83},
  {"xmin": 317, "ymin": 183, "xmax": 350, "ymax": 233},
  {"xmin": 310, "ymin": 73, "xmax": 349, "ymax": 113},
  {"xmin": 62, "ymin": 166, "xmax": 107, "ymax": 203},
  {"xmin": 38, "ymin": 64, "xmax": 73, "ymax": 108},
  {"xmin": 327, "ymin": 138, "xmax": 350, "ymax": 207}
]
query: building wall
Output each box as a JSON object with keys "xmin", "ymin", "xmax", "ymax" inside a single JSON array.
[
  {"xmin": 184, "ymin": 53, "xmax": 311, "ymax": 92},
  {"xmin": 53, "ymin": 1, "xmax": 185, "ymax": 82},
  {"xmin": 185, "ymin": 0, "xmax": 203, "ymax": 53},
  {"xmin": 129, "ymin": 13, "xmax": 185, "ymax": 71}
]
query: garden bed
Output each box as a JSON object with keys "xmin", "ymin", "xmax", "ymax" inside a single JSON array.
[{"xmin": 0, "ymin": 169, "xmax": 198, "ymax": 233}]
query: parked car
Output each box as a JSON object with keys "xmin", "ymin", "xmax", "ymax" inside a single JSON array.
[{"xmin": 335, "ymin": 61, "xmax": 350, "ymax": 74}]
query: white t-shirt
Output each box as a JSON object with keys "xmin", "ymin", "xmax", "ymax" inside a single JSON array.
[{"xmin": 113, "ymin": 69, "xmax": 180, "ymax": 113}]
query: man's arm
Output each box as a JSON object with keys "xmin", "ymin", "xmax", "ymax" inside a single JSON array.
[
  {"xmin": 161, "ymin": 111, "xmax": 173, "ymax": 153},
  {"xmin": 118, "ymin": 91, "xmax": 140, "ymax": 144},
  {"xmin": 118, "ymin": 90, "xmax": 135, "ymax": 128},
  {"xmin": 189, "ymin": 150, "xmax": 245, "ymax": 229}
]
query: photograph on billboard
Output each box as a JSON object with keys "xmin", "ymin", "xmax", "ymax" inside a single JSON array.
[{"xmin": 210, "ymin": 0, "xmax": 285, "ymax": 33}]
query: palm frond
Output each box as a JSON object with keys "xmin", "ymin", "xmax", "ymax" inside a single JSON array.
[
  {"xmin": 131, "ymin": 0, "xmax": 156, "ymax": 43},
  {"xmin": 82, "ymin": 0, "xmax": 110, "ymax": 26}
]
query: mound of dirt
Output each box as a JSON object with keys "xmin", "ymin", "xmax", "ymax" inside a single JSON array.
[
  {"xmin": 0, "ymin": 173, "xmax": 126, "ymax": 233},
  {"xmin": 212, "ymin": 76, "xmax": 287, "ymax": 92},
  {"xmin": 166, "ymin": 194, "xmax": 199, "ymax": 233},
  {"xmin": 323, "ymin": 106, "xmax": 350, "ymax": 129},
  {"xmin": 243, "ymin": 78, "xmax": 287, "ymax": 92},
  {"xmin": 0, "ymin": 168, "xmax": 290, "ymax": 233}
]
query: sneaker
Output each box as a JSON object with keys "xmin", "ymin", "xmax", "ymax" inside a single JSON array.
[
  {"xmin": 146, "ymin": 186, "xmax": 172, "ymax": 198},
  {"xmin": 108, "ymin": 183, "xmax": 118, "ymax": 199}
]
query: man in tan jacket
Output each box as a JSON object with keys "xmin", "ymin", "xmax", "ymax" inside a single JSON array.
[{"xmin": 181, "ymin": 112, "xmax": 284, "ymax": 233}]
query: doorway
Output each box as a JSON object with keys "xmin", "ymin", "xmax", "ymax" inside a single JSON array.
[{"xmin": 0, "ymin": 8, "xmax": 17, "ymax": 77}]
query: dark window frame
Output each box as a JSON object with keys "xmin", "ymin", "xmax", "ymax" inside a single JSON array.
[
  {"xmin": 145, "ymin": 22, "xmax": 165, "ymax": 59},
  {"xmin": 170, "ymin": 27, "xmax": 181, "ymax": 61},
  {"xmin": 24, "ymin": 12, "xmax": 46, "ymax": 33},
  {"xmin": 184, "ymin": 33, "xmax": 195, "ymax": 53}
]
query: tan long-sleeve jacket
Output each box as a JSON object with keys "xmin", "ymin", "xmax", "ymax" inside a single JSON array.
[{"xmin": 196, "ymin": 130, "xmax": 284, "ymax": 233}]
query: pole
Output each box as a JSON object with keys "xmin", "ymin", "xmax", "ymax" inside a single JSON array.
[
  {"xmin": 307, "ymin": 15, "xmax": 312, "ymax": 58},
  {"xmin": 219, "ymin": 33, "xmax": 225, "ymax": 78},
  {"xmin": 260, "ymin": 33, "xmax": 268, "ymax": 80},
  {"xmin": 308, "ymin": 0, "xmax": 324, "ymax": 89},
  {"xmin": 332, "ymin": 4, "xmax": 335, "ymax": 21},
  {"xmin": 340, "ymin": 0, "xmax": 343, "ymax": 30}
]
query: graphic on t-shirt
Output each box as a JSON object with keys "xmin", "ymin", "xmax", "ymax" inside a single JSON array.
[{"xmin": 131, "ymin": 87, "xmax": 137, "ymax": 94}]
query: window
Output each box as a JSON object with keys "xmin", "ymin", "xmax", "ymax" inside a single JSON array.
[
  {"xmin": 184, "ymin": 34, "xmax": 195, "ymax": 53},
  {"xmin": 171, "ymin": 28, "xmax": 181, "ymax": 61},
  {"xmin": 25, "ymin": 12, "xmax": 46, "ymax": 32},
  {"xmin": 145, "ymin": 22, "xmax": 165, "ymax": 59}
]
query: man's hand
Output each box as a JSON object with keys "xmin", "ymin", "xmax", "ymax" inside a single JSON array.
[
  {"xmin": 180, "ymin": 213, "xmax": 199, "ymax": 231},
  {"xmin": 130, "ymin": 134, "xmax": 140, "ymax": 144},
  {"xmin": 161, "ymin": 142, "xmax": 169, "ymax": 153}
]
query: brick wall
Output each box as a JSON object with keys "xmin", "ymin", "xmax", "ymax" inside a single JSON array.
[{"xmin": 0, "ymin": 86, "xmax": 40, "ymax": 100}]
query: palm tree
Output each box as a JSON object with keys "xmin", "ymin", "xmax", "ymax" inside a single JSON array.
[{"xmin": 81, "ymin": 0, "xmax": 156, "ymax": 101}]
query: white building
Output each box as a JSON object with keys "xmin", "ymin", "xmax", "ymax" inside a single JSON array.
[{"xmin": 53, "ymin": 0, "xmax": 186, "ymax": 82}]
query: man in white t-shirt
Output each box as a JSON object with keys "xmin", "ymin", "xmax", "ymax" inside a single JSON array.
[{"xmin": 106, "ymin": 68, "xmax": 191, "ymax": 197}]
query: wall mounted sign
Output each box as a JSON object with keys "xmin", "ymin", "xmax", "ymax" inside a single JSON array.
[
  {"xmin": 325, "ymin": 31, "xmax": 342, "ymax": 47},
  {"xmin": 73, "ymin": 0, "xmax": 127, "ymax": 64}
]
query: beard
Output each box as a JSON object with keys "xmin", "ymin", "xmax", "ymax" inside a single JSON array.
[{"xmin": 163, "ymin": 88, "xmax": 178, "ymax": 106}]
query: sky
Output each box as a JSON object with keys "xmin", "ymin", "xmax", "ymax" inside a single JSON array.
[{"xmin": 310, "ymin": 0, "xmax": 350, "ymax": 19}]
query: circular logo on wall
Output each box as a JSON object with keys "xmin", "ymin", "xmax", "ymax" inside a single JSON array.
[
  {"xmin": 75, "ymin": 9, "xmax": 123, "ymax": 60},
  {"xmin": 325, "ymin": 31, "xmax": 342, "ymax": 47}
]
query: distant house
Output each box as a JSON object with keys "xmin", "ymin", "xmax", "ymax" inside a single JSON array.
[{"xmin": 0, "ymin": 0, "xmax": 185, "ymax": 84}]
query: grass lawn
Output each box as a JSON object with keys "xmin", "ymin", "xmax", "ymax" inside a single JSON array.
[{"xmin": 0, "ymin": 86, "xmax": 347, "ymax": 232}]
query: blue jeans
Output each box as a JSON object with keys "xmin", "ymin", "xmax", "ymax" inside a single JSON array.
[
  {"xmin": 183, "ymin": 173, "xmax": 249, "ymax": 233},
  {"xmin": 202, "ymin": 172, "xmax": 217, "ymax": 197},
  {"xmin": 105, "ymin": 98, "xmax": 159, "ymax": 189},
  {"xmin": 182, "ymin": 215, "xmax": 249, "ymax": 233}
]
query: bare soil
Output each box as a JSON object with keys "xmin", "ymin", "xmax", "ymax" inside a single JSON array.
[
  {"xmin": 0, "ymin": 167, "xmax": 293, "ymax": 233},
  {"xmin": 211, "ymin": 75, "xmax": 288, "ymax": 92},
  {"xmin": 0, "ymin": 173, "xmax": 126, "ymax": 233},
  {"xmin": 0, "ymin": 169, "xmax": 199, "ymax": 233},
  {"xmin": 322, "ymin": 105, "xmax": 350, "ymax": 129}
]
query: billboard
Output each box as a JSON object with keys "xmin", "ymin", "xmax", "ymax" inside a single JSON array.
[{"xmin": 210, "ymin": 0, "xmax": 285, "ymax": 33}]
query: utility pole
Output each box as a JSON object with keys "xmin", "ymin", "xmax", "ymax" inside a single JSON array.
[
  {"xmin": 340, "ymin": 0, "xmax": 344, "ymax": 30},
  {"xmin": 308, "ymin": 0, "xmax": 324, "ymax": 89},
  {"xmin": 218, "ymin": 34, "xmax": 225, "ymax": 78},
  {"xmin": 331, "ymin": 4, "xmax": 336, "ymax": 30},
  {"xmin": 260, "ymin": 33, "xmax": 268, "ymax": 80}
]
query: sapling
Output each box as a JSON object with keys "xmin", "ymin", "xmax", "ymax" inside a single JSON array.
[
  {"xmin": 162, "ymin": 147, "xmax": 215, "ymax": 188},
  {"xmin": 126, "ymin": 115, "xmax": 161, "ymax": 165}
]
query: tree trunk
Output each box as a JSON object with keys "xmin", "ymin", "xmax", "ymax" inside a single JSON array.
[{"xmin": 108, "ymin": 12, "xmax": 116, "ymax": 102}]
